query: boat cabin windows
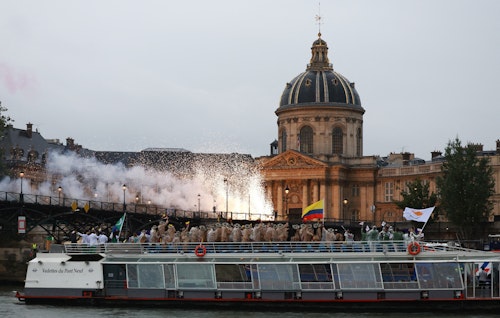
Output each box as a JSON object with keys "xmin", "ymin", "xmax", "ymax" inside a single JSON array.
[
  {"xmin": 299, "ymin": 264, "xmax": 334, "ymax": 289},
  {"xmin": 177, "ymin": 264, "xmax": 216, "ymax": 289},
  {"xmin": 335, "ymin": 263, "xmax": 383, "ymax": 289},
  {"xmin": 215, "ymin": 264, "xmax": 252, "ymax": 289},
  {"xmin": 113, "ymin": 261, "xmax": 465, "ymax": 293},
  {"xmin": 415, "ymin": 263, "xmax": 463, "ymax": 289},
  {"xmin": 163, "ymin": 264, "xmax": 176, "ymax": 289},
  {"xmin": 127, "ymin": 264, "xmax": 164, "ymax": 289},
  {"xmin": 257, "ymin": 264, "xmax": 300, "ymax": 290},
  {"xmin": 380, "ymin": 263, "xmax": 418, "ymax": 289}
]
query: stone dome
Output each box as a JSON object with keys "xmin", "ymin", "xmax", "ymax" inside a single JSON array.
[{"xmin": 278, "ymin": 33, "xmax": 362, "ymax": 110}]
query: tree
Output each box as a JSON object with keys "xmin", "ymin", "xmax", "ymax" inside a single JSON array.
[
  {"xmin": 436, "ymin": 138, "xmax": 495, "ymax": 241},
  {"xmin": 0, "ymin": 101, "xmax": 12, "ymax": 133},
  {"xmin": 0, "ymin": 101, "xmax": 13, "ymax": 175},
  {"xmin": 394, "ymin": 178, "xmax": 438, "ymax": 221}
]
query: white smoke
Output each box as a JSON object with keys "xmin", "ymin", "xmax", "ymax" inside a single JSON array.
[{"xmin": 2, "ymin": 151, "xmax": 274, "ymax": 220}]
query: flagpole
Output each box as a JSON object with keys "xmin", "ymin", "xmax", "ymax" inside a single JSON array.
[
  {"xmin": 322, "ymin": 198, "xmax": 325, "ymax": 226},
  {"xmin": 119, "ymin": 184, "xmax": 127, "ymax": 242},
  {"xmin": 420, "ymin": 218, "xmax": 430, "ymax": 232}
]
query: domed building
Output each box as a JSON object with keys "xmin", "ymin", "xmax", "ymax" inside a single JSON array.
[
  {"xmin": 260, "ymin": 33, "xmax": 378, "ymax": 224},
  {"xmin": 277, "ymin": 33, "xmax": 364, "ymax": 157},
  {"xmin": 260, "ymin": 33, "xmax": 500, "ymax": 233}
]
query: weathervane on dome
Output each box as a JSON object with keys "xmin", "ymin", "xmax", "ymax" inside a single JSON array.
[{"xmin": 315, "ymin": 1, "xmax": 323, "ymax": 36}]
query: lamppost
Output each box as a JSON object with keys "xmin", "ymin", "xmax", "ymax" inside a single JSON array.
[
  {"xmin": 19, "ymin": 171, "xmax": 24, "ymax": 203},
  {"xmin": 343, "ymin": 198, "xmax": 349, "ymax": 223},
  {"xmin": 122, "ymin": 184, "xmax": 127, "ymax": 212},
  {"xmin": 285, "ymin": 185, "xmax": 290, "ymax": 218},
  {"xmin": 58, "ymin": 186, "xmax": 62, "ymax": 206},
  {"xmin": 197, "ymin": 194, "xmax": 201, "ymax": 213},
  {"xmin": 224, "ymin": 178, "xmax": 228, "ymax": 215}
]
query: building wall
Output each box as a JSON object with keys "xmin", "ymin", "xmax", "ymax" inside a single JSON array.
[
  {"xmin": 260, "ymin": 150, "xmax": 500, "ymax": 228},
  {"xmin": 277, "ymin": 106, "xmax": 363, "ymax": 157}
]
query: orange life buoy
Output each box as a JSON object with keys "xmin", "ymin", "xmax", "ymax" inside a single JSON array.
[
  {"xmin": 195, "ymin": 244, "xmax": 206, "ymax": 257},
  {"xmin": 408, "ymin": 241, "xmax": 421, "ymax": 255}
]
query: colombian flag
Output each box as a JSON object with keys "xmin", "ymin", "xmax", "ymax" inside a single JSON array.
[{"xmin": 302, "ymin": 200, "xmax": 324, "ymax": 221}]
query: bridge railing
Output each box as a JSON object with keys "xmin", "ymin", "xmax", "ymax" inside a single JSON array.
[{"xmin": 0, "ymin": 191, "xmax": 270, "ymax": 220}]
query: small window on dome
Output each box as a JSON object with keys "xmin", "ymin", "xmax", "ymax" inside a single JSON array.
[
  {"xmin": 305, "ymin": 79, "xmax": 312, "ymax": 87},
  {"xmin": 332, "ymin": 78, "xmax": 339, "ymax": 86}
]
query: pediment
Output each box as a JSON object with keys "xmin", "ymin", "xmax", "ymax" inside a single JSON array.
[{"xmin": 261, "ymin": 150, "xmax": 327, "ymax": 169}]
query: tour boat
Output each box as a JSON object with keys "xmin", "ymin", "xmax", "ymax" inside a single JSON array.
[{"xmin": 15, "ymin": 240, "xmax": 500, "ymax": 312}]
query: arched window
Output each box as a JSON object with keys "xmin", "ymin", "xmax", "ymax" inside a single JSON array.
[
  {"xmin": 356, "ymin": 127, "xmax": 362, "ymax": 156},
  {"xmin": 332, "ymin": 127, "xmax": 343, "ymax": 155},
  {"xmin": 280, "ymin": 129, "xmax": 287, "ymax": 152},
  {"xmin": 299, "ymin": 126, "xmax": 313, "ymax": 154}
]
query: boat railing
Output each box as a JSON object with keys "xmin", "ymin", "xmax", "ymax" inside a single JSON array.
[{"xmin": 60, "ymin": 240, "xmax": 478, "ymax": 255}]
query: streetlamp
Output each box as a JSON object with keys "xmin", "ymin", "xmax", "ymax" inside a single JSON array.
[
  {"xmin": 224, "ymin": 178, "xmax": 228, "ymax": 215},
  {"xmin": 58, "ymin": 186, "xmax": 62, "ymax": 205},
  {"xmin": 343, "ymin": 198, "xmax": 349, "ymax": 222},
  {"xmin": 285, "ymin": 185, "xmax": 290, "ymax": 218},
  {"xmin": 19, "ymin": 171, "xmax": 24, "ymax": 202},
  {"xmin": 197, "ymin": 193, "xmax": 201, "ymax": 213},
  {"xmin": 122, "ymin": 184, "xmax": 127, "ymax": 211}
]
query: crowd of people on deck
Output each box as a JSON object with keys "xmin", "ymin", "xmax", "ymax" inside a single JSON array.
[
  {"xmin": 360, "ymin": 222, "xmax": 424, "ymax": 243},
  {"xmin": 66, "ymin": 218, "xmax": 424, "ymax": 245}
]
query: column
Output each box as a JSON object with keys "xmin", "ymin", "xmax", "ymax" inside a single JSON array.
[{"xmin": 302, "ymin": 180, "xmax": 309, "ymax": 211}]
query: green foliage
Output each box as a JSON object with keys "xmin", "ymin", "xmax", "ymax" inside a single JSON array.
[
  {"xmin": 436, "ymin": 138, "xmax": 495, "ymax": 241},
  {"xmin": 0, "ymin": 101, "xmax": 12, "ymax": 129},
  {"xmin": 394, "ymin": 179, "xmax": 438, "ymax": 220},
  {"xmin": 0, "ymin": 101, "xmax": 13, "ymax": 176}
]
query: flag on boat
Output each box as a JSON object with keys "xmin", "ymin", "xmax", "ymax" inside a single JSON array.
[
  {"xmin": 113, "ymin": 213, "xmax": 126, "ymax": 232},
  {"xmin": 302, "ymin": 199, "xmax": 324, "ymax": 221},
  {"xmin": 476, "ymin": 262, "xmax": 492, "ymax": 276},
  {"xmin": 403, "ymin": 206, "xmax": 435, "ymax": 222}
]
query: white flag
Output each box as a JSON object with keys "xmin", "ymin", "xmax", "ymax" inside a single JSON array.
[{"xmin": 403, "ymin": 207, "xmax": 435, "ymax": 222}]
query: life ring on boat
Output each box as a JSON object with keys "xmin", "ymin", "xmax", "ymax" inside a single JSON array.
[
  {"xmin": 408, "ymin": 242, "xmax": 421, "ymax": 255},
  {"xmin": 195, "ymin": 244, "xmax": 206, "ymax": 257}
]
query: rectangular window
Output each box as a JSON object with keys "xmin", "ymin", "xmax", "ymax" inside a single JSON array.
[
  {"xmin": 384, "ymin": 182, "xmax": 393, "ymax": 202},
  {"xmin": 163, "ymin": 264, "xmax": 175, "ymax": 289},
  {"xmin": 351, "ymin": 210, "xmax": 359, "ymax": 222},
  {"xmin": 257, "ymin": 264, "xmax": 300, "ymax": 290},
  {"xmin": 215, "ymin": 264, "xmax": 252, "ymax": 289},
  {"xmin": 126, "ymin": 264, "xmax": 165, "ymax": 289},
  {"xmin": 177, "ymin": 263, "xmax": 216, "ymax": 289},
  {"xmin": 351, "ymin": 184, "xmax": 360, "ymax": 197},
  {"xmin": 380, "ymin": 263, "xmax": 418, "ymax": 289},
  {"xmin": 415, "ymin": 263, "xmax": 463, "ymax": 289},
  {"xmin": 336, "ymin": 263, "xmax": 383, "ymax": 289},
  {"xmin": 298, "ymin": 264, "xmax": 334, "ymax": 290}
]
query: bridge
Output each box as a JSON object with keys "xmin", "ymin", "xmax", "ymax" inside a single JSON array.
[{"xmin": 0, "ymin": 191, "xmax": 263, "ymax": 243}]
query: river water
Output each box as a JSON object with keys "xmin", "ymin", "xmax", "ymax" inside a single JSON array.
[{"xmin": 1, "ymin": 284, "xmax": 497, "ymax": 318}]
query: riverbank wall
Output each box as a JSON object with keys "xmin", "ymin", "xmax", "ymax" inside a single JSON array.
[{"xmin": 0, "ymin": 246, "xmax": 31, "ymax": 283}]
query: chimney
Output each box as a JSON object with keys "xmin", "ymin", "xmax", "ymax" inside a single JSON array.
[
  {"xmin": 431, "ymin": 151, "xmax": 442, "ymax": 159},
  {"xmin": 26, "ymin": 123, "xmax": 33, "ymax": 138},
  {"xmin": 402, "ymin": 152, "xmax": 411, "ymax": 166},
  {"xmin": 467, "ymin": 143, "xmax": 483, "ymax": 152},
  {"xmin": 66, "ymin": 137, "xmax": 74, "ymax": 149}
]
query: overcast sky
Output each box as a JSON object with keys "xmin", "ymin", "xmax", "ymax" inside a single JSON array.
[{"xmin": 1, "ymin": 0, "xmax": 499, "ymax": 160}]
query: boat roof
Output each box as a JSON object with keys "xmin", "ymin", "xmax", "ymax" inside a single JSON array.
[{"xmin": 49, "ymin": 241, "xmax": 500, "ymax": 264}]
